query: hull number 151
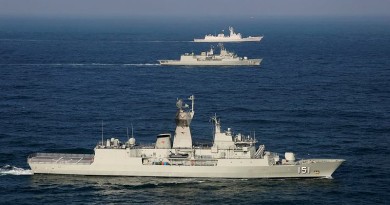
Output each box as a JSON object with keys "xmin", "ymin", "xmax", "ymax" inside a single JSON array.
[{"xmin": 298, "ymin": 166, "xmax": 310, "ymax": 174}]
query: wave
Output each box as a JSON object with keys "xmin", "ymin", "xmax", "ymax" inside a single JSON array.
[
  {"xmin": 115, "ymin": 179, "xmax": 205, "ymax": 189},
  {"xmin": 0, "ymin": 38, "xmax": 54, "ymax": 42},
  {"xmin": 122, "ymin": 63, "xmax": 160, "ymax": 66},
  {"xmin": 135, "ymin": 40, "xmax": 193, "ymax": 43},
  {"xmin": 0, "ymin": 165, "xmax": 33, "ymax": 176},
  {"xmin": 0, "ymin": 39, "xmax": 194, "ymax": 43},
  {"xmin": 0, "ymin": 63, "xmax": 160, "ymax": 67}
]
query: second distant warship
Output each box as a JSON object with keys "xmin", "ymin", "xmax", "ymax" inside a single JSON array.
[
  {"xmin": 158, "ymin": 45, "xmax": 262, "ymax": 66},
  {"xmin": 28, "ymin": 95, "xmax": 345, "ymax": 178},
  {"xmin": 194, "ymin": 27, "xmax": 263, "ymax": 42}
]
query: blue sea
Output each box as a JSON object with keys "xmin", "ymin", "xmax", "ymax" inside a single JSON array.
[{"xmin": 0, "ymin": 16, "xmax": 389, "ymax": 204}]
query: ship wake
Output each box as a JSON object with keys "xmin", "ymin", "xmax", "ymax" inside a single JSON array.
[
  {"xmin": 0, "ymin": 165, "xmax": 33, "ymax": 176},
  {"xmin": 1, "ymin": 63, "xmax": 160, "ymax": 67}
]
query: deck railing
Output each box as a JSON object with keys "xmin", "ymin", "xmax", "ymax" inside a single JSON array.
[{"xmin": 28, "ymin": 153, "xmax": 94, "ymax": 165}]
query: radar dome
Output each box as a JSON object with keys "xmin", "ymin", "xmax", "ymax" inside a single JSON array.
[
  {"xmin": 128, "ymin": 137, "xmax": 136, "ymax": 146},
  {"xmin": 285, "ymin": 152, "xmax": 295, "ymax": 161}
]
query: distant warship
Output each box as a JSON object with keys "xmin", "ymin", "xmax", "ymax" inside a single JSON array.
[
  {"xmin": 28, "ymin": 95, "xmax": 344, "ymax": 178},
  {"xmin": 194, "ymin": 27, "xmax": 263, "ymax": 42},
  {"xmin": 158, "ymin": 45, "xmax": 262, "ymax": 66}
]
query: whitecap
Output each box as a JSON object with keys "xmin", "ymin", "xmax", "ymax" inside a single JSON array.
[
  {"xmin": 122, "ymin": 63, "xmax": 160, "ymax": 66},
  {"xmin": 0, "ymin": 165, "xmax": 33, "ymax": 176}
]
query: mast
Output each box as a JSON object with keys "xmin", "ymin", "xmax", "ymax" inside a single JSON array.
[
  {"xmin": 211, "ymin": 113, "xmax": 219, "ymax": 142},
  {"xmin": 101, "ymin": 120, "xmax": 104, "ymax": 146},
  {"xmin": 189, "ymin": 95, "xmax": 195, "ymax": 113},
  {"xmin": 211, "ymin": 113, "xmax": 221, "ymax": 134},
  {"xmin": 172, "ymin": 95, "xmax": 195, "ymax": 148},
  {"xmin": 131, "ymin": 123, "xmax": 134, "ymax": 138}
]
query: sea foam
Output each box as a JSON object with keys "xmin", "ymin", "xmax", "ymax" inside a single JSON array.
[{"xmin": 0, "ymin": 165, "xmax": 33, "ymax": 176}]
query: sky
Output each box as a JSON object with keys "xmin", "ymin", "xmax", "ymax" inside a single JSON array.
[{"xmin": 0, "ymin": 0, "xmax": 389, "ymax": 18}]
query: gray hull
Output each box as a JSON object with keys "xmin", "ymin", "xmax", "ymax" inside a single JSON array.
[
  {"xmin": 193, "ymin": 37, "xmax": 263, "ymax": 43},
  {"xmin": 28, "ymin": 153, "xmax": 344, "ymax": 178},
  {"xmin": 159, "ymin": 59, "xmax": 262, "ymax": 66},
  {"xmin": 27, "ymin": 96, "xmax": 344, "ymax": 179}
]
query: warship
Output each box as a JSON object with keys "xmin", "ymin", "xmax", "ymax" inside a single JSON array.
[
  {"xmin": 28, "ymin": 95, "xmax": 345, "ymax": 178},
  {"xmin": 194, "ymin": 27, "xmax": 263, "ymax": 42},
  {"xmin": 158, "ymin": 45, "xmax": 262, "ymax": 66}
]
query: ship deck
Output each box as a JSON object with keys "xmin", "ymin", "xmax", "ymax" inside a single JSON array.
[{"xmin": 28, "ymin": 153, "xmax": 94, "ymax": 165}]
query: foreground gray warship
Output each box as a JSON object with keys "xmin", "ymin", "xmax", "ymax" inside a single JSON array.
[{"xmin": 28, "ymin": 95, "xmax": 344, "ymax": 178}]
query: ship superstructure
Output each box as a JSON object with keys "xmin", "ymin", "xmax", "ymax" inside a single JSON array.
[
  {"xmin": 194, "ymin": 27, "xmax": 263, "ymax": 42},
  {"xmin": 158, "ymin": 45, "xmax": 261, "ymax": 66},
  {"xmin": 28, "ymin": 95, "xmax": 344, "ymax": 178}
]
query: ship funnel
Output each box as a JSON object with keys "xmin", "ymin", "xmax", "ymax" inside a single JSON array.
[{"xmin": 156, "ymin": 134, "xmax": 172, "ymax": 149}]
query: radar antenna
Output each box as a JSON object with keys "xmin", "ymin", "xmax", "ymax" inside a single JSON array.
[
  {"xmin": 176, "ymin": 99, "xmax": 184, "ymax": 109},
  {"xmin": 217, "ymin": 43, "xmax": 225, "ymax": 52}
]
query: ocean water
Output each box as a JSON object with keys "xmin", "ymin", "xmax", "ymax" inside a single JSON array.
[{"xmin": 0, "ymin": 17, "xmax": 389, "ymax": 204}]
